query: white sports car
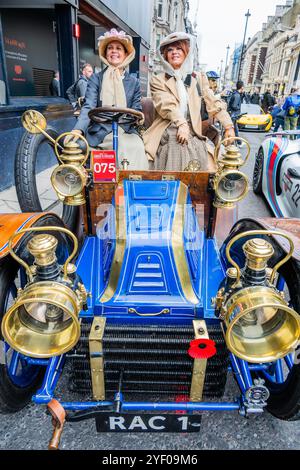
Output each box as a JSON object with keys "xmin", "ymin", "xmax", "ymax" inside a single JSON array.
[{"xmin": 253, "ymin": 131, "xmax": 300, "ymax": 217}]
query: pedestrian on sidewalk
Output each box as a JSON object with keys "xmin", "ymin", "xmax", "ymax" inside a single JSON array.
[
  {"xmin": 261, "ymin": 89, "xmax": 276, "ymax": 113},
  {"xmin": 250, "ymin": 87, "xmax": 261, "ymax": 105},
  {"xmin": 66, "ymin": 63, "xmax": 94, "ymax": 112},
  {"xmin": 227, "ymin": 80, "xmax": 244, "ymax": 142},
  {"xmin": 283, "ymin": 87, "xmax": 300, "ymax": 133}
]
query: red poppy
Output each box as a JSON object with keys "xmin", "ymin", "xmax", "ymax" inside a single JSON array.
[{"xmin": 188, "ymin": 339, "xmax": 217, "ymax": 359}]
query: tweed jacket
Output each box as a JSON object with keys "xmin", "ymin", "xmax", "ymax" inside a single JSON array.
[
  {"xmin": 143, "ymin": 72, "xmax": 233, "ymax": 161},
  {"xmin": 74, "ymin": 70, "xmax": 142, "ymax": 148}
]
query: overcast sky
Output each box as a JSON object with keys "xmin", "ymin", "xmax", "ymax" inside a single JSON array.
[{"xmin": 188, "ymin": 0, "xmax": 285, "ymax": 71}]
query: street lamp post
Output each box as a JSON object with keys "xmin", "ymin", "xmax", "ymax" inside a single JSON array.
[
  {"xmin": 220, "ymin": 60, "xmax": 224, "ymax": 88},
  {"xmin": 237, "ymin": 9, "xmax": 251, "ymax": 82},
  {"xmin": 223, "ymin": 45, "xmax": 230, "ymax": 85}
]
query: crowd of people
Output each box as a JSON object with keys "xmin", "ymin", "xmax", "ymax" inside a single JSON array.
[{"xmin": 49, "ymin": 27, "xmax": 300, "ymax": 171}]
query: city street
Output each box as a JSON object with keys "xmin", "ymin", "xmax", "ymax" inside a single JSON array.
[{"xmin": 1, "ymin": 131, "xmax": 299, "ymax": 451}]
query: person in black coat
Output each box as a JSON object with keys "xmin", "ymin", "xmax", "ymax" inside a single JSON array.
[
  {"xmin": 261, "ymin": 89, "xmax": 276, "ymax": 113},
  {"xmin": 227, "ymin": 80, "xmax": 245, "ymax": 139},
  {"xmin": 49, "ymin": 71, "xmax": 60, "ymax": 97},
  {"xmin": 250, "ymin": 87, "xmax": 261, "ymax": 105},
  {"xmin": 70, "ymin": 29, "xmax": 148, "ymax": 170}
]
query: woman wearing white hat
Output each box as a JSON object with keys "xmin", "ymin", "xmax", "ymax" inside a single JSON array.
[
  {"xmin": 71, "ymin": 29, "xmax": 148, "ymax": 170},
  {"xmin": 143, "ymin": 32, "xmax": 235, "ymax": 170}
]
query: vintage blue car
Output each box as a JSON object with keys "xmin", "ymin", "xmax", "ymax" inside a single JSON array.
[{"xmin": 0, "ymin": 108, "xmax": 300, "ymax": 449}]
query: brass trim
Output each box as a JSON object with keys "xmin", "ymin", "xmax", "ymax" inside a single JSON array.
[
  {"xmin": 89, "ymin": 317, "xmax": 106, "ymax": 401},
  {"xmin": 225, "ymin": 230, "xmax": 294, "ymax": 288},
  {"xmin": 128, "ymin": 308, "xmax": 170, "ymax": 316},
  {"xmin": 8, "ymin": 226, "xmax": 79, "ymax": 282},
  {"xmin": 27, "ymin": 234, "xmax": 58, "ymax": 267},
  {"xmin": 54, "ymin": 132, "xmax": 89, "ymax": 164},
  {"xmin": 172, "ymin": 182, "xmax": 199, "ymax": 305},
  {"xmin": 100, "ymin": 183, "xmax": 126, "ymax": 303},
  {"xmin": 214, "ymin": 137, "xmax": 250, "ymax": 165},
  {"xmin": 190, "ymin": 320, "xmax": 208, "ymax": 401}
]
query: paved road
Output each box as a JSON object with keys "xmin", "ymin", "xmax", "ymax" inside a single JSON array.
[{"xmin": 1, "ymin": 131, "xmax": 299, "ymax": 451}]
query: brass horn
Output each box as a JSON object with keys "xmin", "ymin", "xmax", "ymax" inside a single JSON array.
[
  {"xmin": 215, "ymin": 230, "xmax": 300, "ymax": 363},
  {"xmin": 1, "ymin": 227, "xmax": 87, "ymax": 358}
]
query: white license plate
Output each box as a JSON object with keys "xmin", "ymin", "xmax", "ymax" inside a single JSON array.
[{"xmin": 245, "ymin": 125, "xmax": 258, "ymax": 129}]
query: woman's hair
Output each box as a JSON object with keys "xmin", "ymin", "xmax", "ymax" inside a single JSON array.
[{"xmin": 161, "ymin": 40, "xmax": 190, "ymax": 61}]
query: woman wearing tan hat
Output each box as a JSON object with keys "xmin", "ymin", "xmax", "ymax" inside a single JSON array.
[
  {"xmin": 143, "ymin": 32, "xmax": 235, "ymax": 170},
  {"xmin": 71, "ymin": 29, "xmax": 148, "ymax": 170}
]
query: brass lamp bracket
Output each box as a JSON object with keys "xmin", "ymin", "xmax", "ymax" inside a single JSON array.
[
  {"xmin": 226, "ymin": 230, "xmax": 294, "ymax": 288},
  {"xmin": 8, "ymin": 226, "xmax": 79, "ymax": 282},
  {"xmin": 54, "ymin": 132, "xmax": 90, "ymax": 165},
  {"xmin": 214, "ymin": 137, "xmax": 250, "ymax": 166}
]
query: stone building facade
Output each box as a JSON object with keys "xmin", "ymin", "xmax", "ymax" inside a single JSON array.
[
  {"xmin": 149, "ymin": 0, "xmax": 195, "ymax": 78},
  {"xmin": 240, "ymin": 0, "xmax": 300, "ymax": 95}
]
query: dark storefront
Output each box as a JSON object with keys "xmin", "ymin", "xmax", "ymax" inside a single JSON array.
[{"xmin": 0, "ymin": 0, "xmax": 152, "ymax": 190}]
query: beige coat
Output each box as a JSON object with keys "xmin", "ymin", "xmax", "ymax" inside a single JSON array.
[{"xmin": 143, "ymin": 72, "xmax": 233, "ymax": 161}]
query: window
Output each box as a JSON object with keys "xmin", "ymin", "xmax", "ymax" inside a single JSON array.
[
  {"xmin": 284, "ymin": 61, "xmax": 290, "ymax": 77},
  {"xmin": 157, "ymin": 0, "xmax": 163, "ymax": 19}
]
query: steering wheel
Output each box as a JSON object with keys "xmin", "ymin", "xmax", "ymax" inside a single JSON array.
[{"xmin": 88, "ymin": 106, "xmax": 144, "ymax": 125}]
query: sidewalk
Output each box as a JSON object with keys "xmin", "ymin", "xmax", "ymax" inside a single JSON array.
[{"xmin": 0, "ymin": 166, "xmax": 57, "ymax": 213}]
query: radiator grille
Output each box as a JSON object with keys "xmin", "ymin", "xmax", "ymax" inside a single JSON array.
[{"xmin": 69, "ymin": 322, "xmax": 229, "ymax": 401}]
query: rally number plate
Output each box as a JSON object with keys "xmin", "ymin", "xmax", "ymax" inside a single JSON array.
[
  {"xmin": 92, "ymin": 150, "xmax": 117, "ymax": 182},
  {"xmin": 95, "ymin": 413, "xmax": 202, "ymax": 433}
]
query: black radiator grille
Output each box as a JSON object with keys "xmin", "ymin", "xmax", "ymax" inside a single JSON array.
[{"xmin": 69, "ymin": 322, "xmax": 229, "ymax": 401}]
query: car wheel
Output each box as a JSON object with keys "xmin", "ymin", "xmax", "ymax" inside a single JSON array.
[
  {"xmin": 15, "ymin": 129, "xmax": 79, "ymax": 232},
  {"xmin": 222, "ymin": 219, "xmax": 300, "ymax": 421},
  {"xmin": 0, "ymin": 214, "xmax": 71, "ymax": 413},
  {"xmin": 253, "ymin": 147, "xmax": 264, "ymax": 195}
]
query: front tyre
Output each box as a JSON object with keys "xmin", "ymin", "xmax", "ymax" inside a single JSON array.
[
  {"xmin": 15, "ymin": 129, "xmax": 79, "ymax": 232},
  {"xmin": 0, "ymin": 259, "xmax": 43, "ymax": 412},
  {"xmin": 253, "ymin": 147, "xmax": 264, "ymax": 195}
]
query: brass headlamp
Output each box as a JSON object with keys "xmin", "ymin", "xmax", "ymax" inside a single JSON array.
[
  {"xmin": 213, "ymin": 137, "xmax": 250, "ymax": 208},
  {"xmin": 214, "ymin": 230, "xmax": 300, "ymax": 363},
  {"xmin": 51, "ymin": 133, "xmax": 90, "ymax": 206},
  {"xmin": 1, "ymin": 227, "xmax": 87, "ymax": 358}
]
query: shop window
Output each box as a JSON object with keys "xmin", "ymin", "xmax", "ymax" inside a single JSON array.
[{"xmin": 33, "ymin": 68, "xmax": 54, "ymax": 97}]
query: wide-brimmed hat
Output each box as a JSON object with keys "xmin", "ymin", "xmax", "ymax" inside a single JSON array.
[
  {"xmin": 159, "ymin": 32, "xmax": 191, "ymax": 53},
  {"xmin": 98, "ymin": 29, "xmax": 135, "ymax": 58}
]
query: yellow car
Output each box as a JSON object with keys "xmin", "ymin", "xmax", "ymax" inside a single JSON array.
[{"xmin": 237, "ymin": 103, "xmax": 273, "ymax": 132}]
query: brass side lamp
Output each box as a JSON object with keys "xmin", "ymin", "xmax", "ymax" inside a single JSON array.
[
  {"xmin": 213, "ymin": 137, "xmax": 250, "ymax": 209},
  {"xmin": 214, "ymin": 230, "xmax": 300, "ymax": 363},
  {"xmin": 51, "ymin": 133, "xmax": 90, "ymax": 206},
  {"xmin": 1, "ymin": 227, "xmax": 87, "ymax": 358}
]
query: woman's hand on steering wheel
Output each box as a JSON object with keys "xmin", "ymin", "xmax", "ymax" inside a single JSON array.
[
  {"xmin": 177, "ymin": 122, "xmax": 190, "ymax": 145},
  {"xmin": 63, "ymin": 129, "xmax": 83, "ymax": 147}
]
